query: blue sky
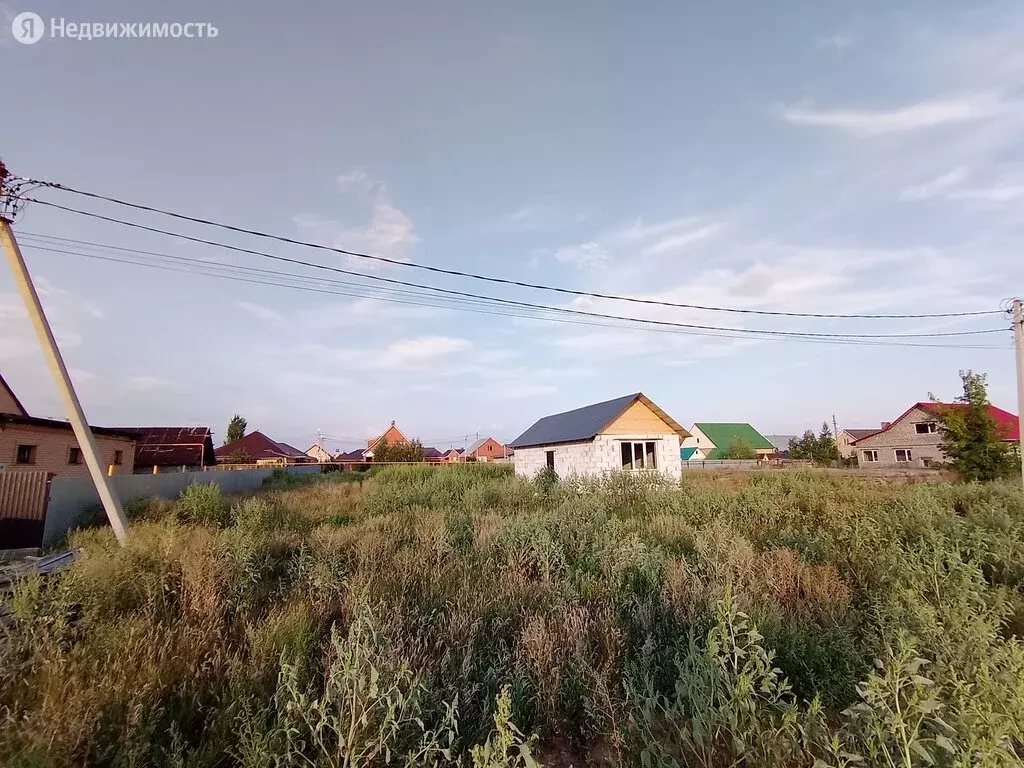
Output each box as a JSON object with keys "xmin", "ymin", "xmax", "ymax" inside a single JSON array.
[{"xmin": 1, "ymin": 1, "xmax": 1022, "ymax": 452}]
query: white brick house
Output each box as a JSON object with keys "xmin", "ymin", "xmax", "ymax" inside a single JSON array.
[
  {"xmin": 510, "ymin": 393, "xmax": 688, "ymax": 480},
  {"xmin": 851, "ymin": 401, "xmax": 1020, "ymax": 469}
]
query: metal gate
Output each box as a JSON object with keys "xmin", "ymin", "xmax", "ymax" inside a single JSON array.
[{"xmin": 0, "ymin": 471, "xmax": 53, "ymax": 549}]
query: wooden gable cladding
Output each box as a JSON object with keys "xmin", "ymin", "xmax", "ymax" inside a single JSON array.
[{"xmin": 602, "ymin": 400, "xmax": 676, "ymax": 435}]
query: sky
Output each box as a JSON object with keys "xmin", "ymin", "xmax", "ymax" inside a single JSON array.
[{"xmin": 1, "ymin": 1, "xmax": 1023, "ymax": 453}]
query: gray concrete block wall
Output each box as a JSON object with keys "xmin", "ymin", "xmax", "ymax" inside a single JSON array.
[
  {"xmin": 42, "ymin": 465, "xmax": 320, "ymax": 546},
  {"xmin": 852, "ymin": 407, "xmax": 946, "ymax": 468},
  {"xmin": 513, "ymin": 434, "xmax": 682, "ymax": 480}
]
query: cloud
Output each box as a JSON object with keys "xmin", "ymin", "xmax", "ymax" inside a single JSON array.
[
  {"xmin": 948, "ymin": 185, "xmax": 1024, "ymax": 202},
  {"xmin": 553, "ymin": 242, "xmax": 609, "ymax": 268},
  {"xmin": 296, "ymin": 297, "xmax": 445, "ymax": 333},
  {"xmin": 0, "ymin": 283, "xmax": 95, "ymax": 362},
  {"xmin": 899, "ymin": 168, "xmax": 970, "ymax": 200},
  {"xmin": 468, "ymin": 382, "xmax": 557, "ymax": 400},
  {"xmin": 68, "ymin": 368, "xmax": 96, "ymax": 385},
  {"xmin": 296, "ymin": 335, "xmax": 474, "ymax": 372},
  {"xmin": 383, "ymin": 336, "xmax": 472, "ymax": 368},
  {"xmin": 780, "ymin": 94, "xmax": 1007, "ymax": 135},
  {"xmin": 899, "ymin": 168, "xmax": 1024, "ymax": 204},
  {"xmin": 640, "ymin": 223, "xmax": 724, "ymax": 257},
  {"xmin": 552, "ymin": 216, "xmax": 723, "ymax": 271},
  {"xmin": 816, "ymin": 33, "xmax": 854, "ymax": 53},
  {"xmin": 293, "ymin": 170, "xmax": 419, "ymax": 266},
  {"xmin": 543, "ymin": 237, "xmax": 997, "ymax": 367},
  {"xmin": 124, "ymin": 375, "xmax": 169, "ymax": 392},
  {"xmin": 236, "ymin": 300, "xmax": 283, "ymax": 323},
  {"xmin": 336, "ymin": 169, "xmax": 375, "ymax": 192}
]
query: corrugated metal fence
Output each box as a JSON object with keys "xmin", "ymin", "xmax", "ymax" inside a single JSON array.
[{"xmin": 0, "ymin": 471, "xmax": 54, "ymax": 549}]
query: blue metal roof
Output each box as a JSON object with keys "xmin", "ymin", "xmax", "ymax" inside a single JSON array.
[{"xmin": 510, "ymin": 393, "xmax": 644, "ymax": 449}]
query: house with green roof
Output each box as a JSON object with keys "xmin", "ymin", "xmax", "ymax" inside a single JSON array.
[{"xmin": 682, "ymin": 423, "xmax": 776, "ymax": 460}]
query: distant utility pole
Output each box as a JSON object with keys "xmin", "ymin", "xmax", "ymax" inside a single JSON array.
[
  {"xmin": 1013, "ymin": 297, "xmax": 1024, "ymax": 489},
  {"xmin": 832, "ymin": 414, "xmax": 839, "ymax": 439},
  {"xmin": 0, "ymin": 168, "xmax": 130, "ymax": 544}
]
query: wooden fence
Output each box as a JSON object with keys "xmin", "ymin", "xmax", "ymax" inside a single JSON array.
[{"xmin": 0, "ymin": 471, "xmax": 53, "ymax": 549}]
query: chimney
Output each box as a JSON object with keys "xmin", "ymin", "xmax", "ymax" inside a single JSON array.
[{"xmin": 881, "ymin": 422, "xmax": 891, "ymax": 430}]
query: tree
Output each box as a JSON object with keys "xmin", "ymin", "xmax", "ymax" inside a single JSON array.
[
  {"xmin": 816, "ymin": 421, "xmax": 841, "ymax": 464},
  {"xmin": 788, "ymin": 422, "xmax": 840, "ymax": 465},
  {"xmin": 933, "ymin": 370, "xmax": 1017, "ymax": 482},
  {"xmin": 225, "ymin": 414, "xmax": 247, "ymax": 445},
  {"xmin": 726, "ymin": 438, "xmax": 756, "ymax": 459},
  {"xmin": 223, "ymin": 449, "xmax": 253, "ymax": 464},
  {"xmin": 372, "ymin": 439, "xmax": 424, "ymax": 463}
]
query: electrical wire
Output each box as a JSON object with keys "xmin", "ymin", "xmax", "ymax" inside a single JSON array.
[
  {"xmin": 21, "ymin": 178, "xmax": 1004, "ymax": 320},
  {"xmin": 18, "ymin": 201, "xmax": 1010, "ymax": 342},
  {"xmin": 19, "ymin": 239, "xmax": 1010, "ymax": 351}
]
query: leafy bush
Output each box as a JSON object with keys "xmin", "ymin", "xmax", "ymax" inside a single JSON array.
[
  {"xmin": 175, "ymin": 482, "xmax": 228, "ymax": 526},
  {"xmin": 231, "ymin": 496, "xmax": 309, "ymax": 534}
]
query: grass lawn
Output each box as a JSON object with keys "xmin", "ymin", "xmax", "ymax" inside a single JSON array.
[{"xmin": 2, "ymin": 464, "xmax": 1023, "ymax": 766}]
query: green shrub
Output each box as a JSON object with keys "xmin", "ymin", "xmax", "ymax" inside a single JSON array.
[
  {"xmin": 175, "ymin": 482, "xmax": 228, "ymax": 526},
  {"xmin": 231, "ymin": 495, "xmax": 309, "ymax": 534}
]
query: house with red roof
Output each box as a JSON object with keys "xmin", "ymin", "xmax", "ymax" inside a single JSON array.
[
  {"xmin": 851, "ymin": 402, "xmax": 1019, "ymax": 468},
  {"xmin": 214, "ymin": 431, "xmax": 312, "ymax": 465}
]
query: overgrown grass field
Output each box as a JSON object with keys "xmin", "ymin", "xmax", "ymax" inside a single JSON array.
[{"xmin": 2, "ymin": 465, "xmax": 1023, "ymax": 766}]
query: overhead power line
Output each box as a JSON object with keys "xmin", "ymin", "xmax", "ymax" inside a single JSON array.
[
  {"xmin": 22, "ymin": 178, "xmax": 1003, "ymax": 320},
  {"xmin": 19, "ymin": 201, "xmax": 1010, "ymax": 343},
  {"xmin": 19, "ymin": 233, "xmax": 1009, "ymax": 351}
]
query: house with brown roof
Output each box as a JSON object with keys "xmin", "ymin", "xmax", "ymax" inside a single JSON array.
[
  {"xmin": 214, "ymin": 431, "xmax": 312, "ymax": 465},
  {"xmin": 0, "ymin": 373, "xmax": 138, "ymax": 476},
  {"xmin": 442, "ymin": 448, "xmax": 464, "ymax": 463},
  {"xmin": 851, "ymin": 402, "xmax": 1020, "ymax": 468},
  {"xmin": 112, "ymin": 426, "xmax": 216, "ymax": 472}
]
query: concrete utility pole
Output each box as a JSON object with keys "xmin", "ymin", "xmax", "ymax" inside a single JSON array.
[
  {"xmin": 1013, "ymin": 298, "xmax": 1024, "ymax": 489},
  {"xmin": 0, "ymin": 218, "xmax": 130, "ymax": 543}
]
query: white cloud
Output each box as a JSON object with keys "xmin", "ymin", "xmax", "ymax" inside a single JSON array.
[
  {"xmin": 948, "ymin": 185, "xmax": 1024, "ymax": 202},
  {"xmin": 780, "ymin": 94, "xmax": 1007, "ymax": 135},
  {"xmin": 296, "ymin": 298, "xmax": 445, "ymax": 333},
  {"xmin": 296, "ymin": 335, "xmax": 474, "ymax": 372},
  {"xmin": 0, "ymin": 284, "xmax": 94, "ymax": 363},
  {"xmin": 552, "ymin": 216, "xmax": 723, "ymax": 271},
  {"xmin": 294, "ymin": 170, "xmax": 419, "ymax": 266},
  {"xmin": 899, "ymin": 168, "xmax": 970, "ymax": 200},
  {"xmin": 816, "ymin": 33, "xmax": 854, "ymax": 53},
  {"xmin": 336, "ymin": 169, "xmax": 374, "ymax": 192},
  {"xmin": 468, "ymin": 382, "xmax": 557, "ymax": 400},
  {"xmin": 553, "ymin": 242, "xmax": 609, "ymax": 268},
  {"xmin": 124, "ymin": 375, "xmax": 169, "ymax": 392},
  {"xmin": 382, "ymin": 336, "xmax": 472, "ymax": 367},
  {"xmin": 68, "ymin": 368, "xmax": 96, "ymax": 385},
  {"xmin": 640, "ymin": 223, "xmax": 724, "ymax": 257},
  {"xmin": 899, "ymin": 168, "xmax": 1024, "ymax": 204},
  {"xmin": 543, "ymin": 237, "xmax": 997, "ymax": 366},
  {"xmin": 236, "ymin": 300, "xmax": 283, "ymax": 323},
  {"xmin": 617, "ymin": 216, "xmax": 703, "ymax": 243}
]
